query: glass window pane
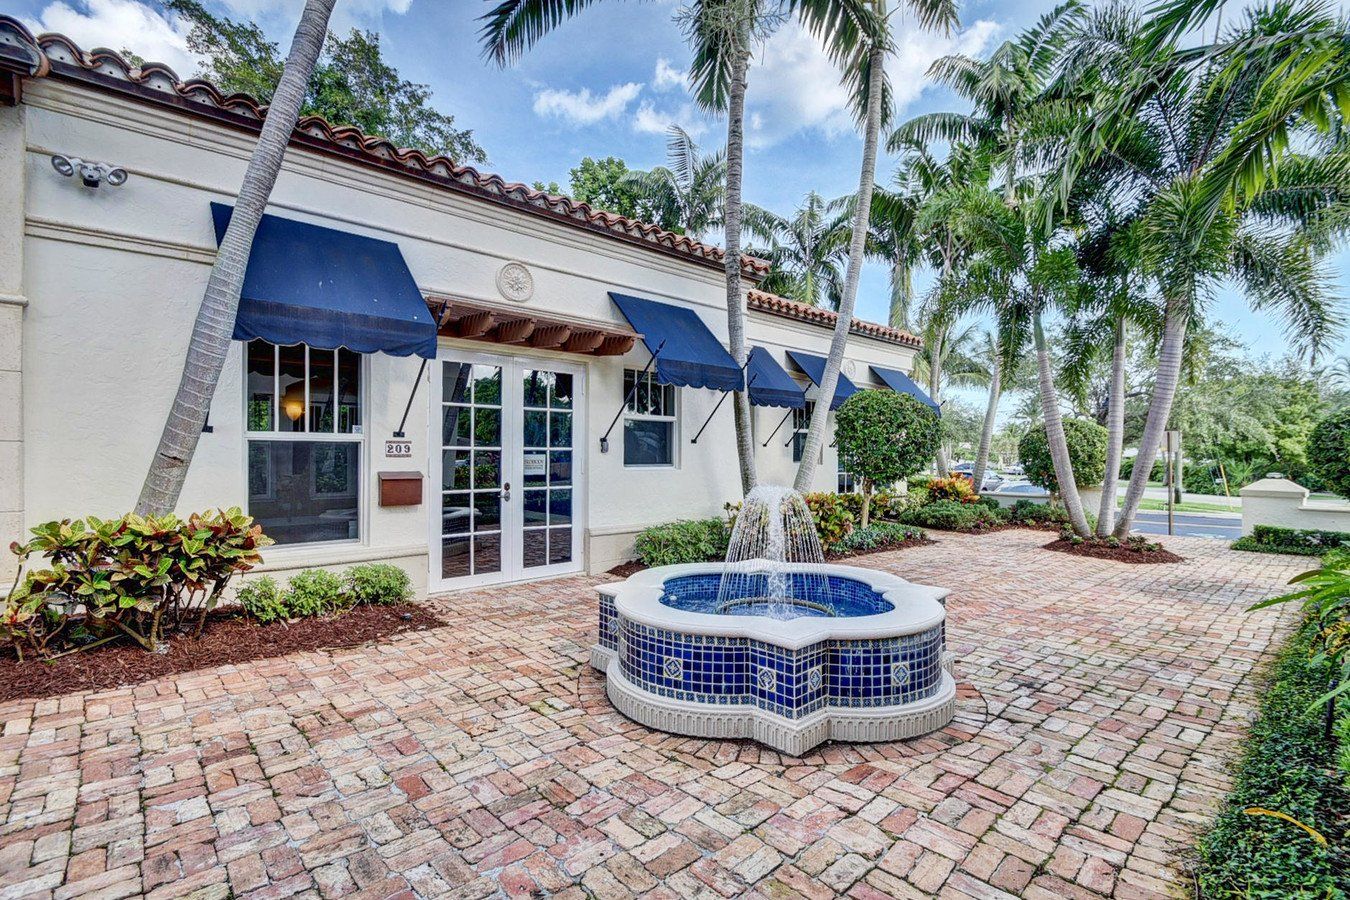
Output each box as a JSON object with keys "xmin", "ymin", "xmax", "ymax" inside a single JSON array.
[
  {"xmin": 523, "ymin": 529, "xmax": 548, "ymax": 569},
  {"xmin": 442, "ymin": 492, "xmax": 472, "ymax": 536},
  {"xmin": 550, "ymin": 373, "xmax": 573, "ymax": 409},
  {"xmin": 549, "ymin": 412, "xmax": 572, "ymax": 448},
  {"xmin": 523, "ymin": 370, "xmax": 549, "ymax": 407},
  {"xmin": 523, "ymin": 410, "xmax": 547, "ymax": 448},
  {"xmin": 473, "ymin": 451, "xmax": 501, "ymax": 489},
  {"xmin": 549, "ymin": 489, "xmax": 572, "ymax": 525},
  {"xmin": 246, "ymin": 340, "xmax": 275, "ymax": 432},
  {"xmin": 636, "ymin": 374, "xmax": 650, "ymax": 415},
  {"xmin": 443, "ymin": 407, "xmax": 471, "ymax": 447},
  {"xmin": 473, "ymin": 492, "xmax": 501, "ymax": 531},
  {"xmin": 523, "ymin": 450, "xmax": 548, "ymax": 486},
  {"xmin": 549, "ymin": 451, "xmax": 572, "ymax": 486},
  {"xmin": 278, "ymin": 344, "xmax": 306, "ymax": 432},
  {"xmin": 623, "ymin": 370, "xmax": 636, "ymax": 411},
  {"xmin": 247, "ymin": 441, "xmax": 358, "ymax": 544},
  {"xmin": 472, "ymin": 365, "xmax": 502, "ymax": 406},
  {"xmin": 337, "ymin": 348, "xmax": 361, "ymax": 434},
  {"xmin": 441, "ymin": 535, "xmax": 470, "ymax": 579},
  {"xmin": 308, "ymin": 348, "xmax": 335, "ymax": 433},
  {"xmin": 475, "ymin": 409, "xmax": 501, "ymax": 447},
  {"xmin": 474, "ymin": 534, "xmax": 501, "ymax": 574},
  {"xmin": 443, "ymin": 362, "xmax": 471, "ymax": 404},
  {"xmin": 443, "ymin": 450, "xmax": 470, "ymax": 490},
  {"xmin": 661, "ymin": 383, "xmax": 676, "ymax": 416},
  {"xmin": 624, "ymin": 420, "xmax": 673, "ymax": 466},
  {"xmin": 548, "ymin": 527, "xmax": 572, "ymax": 565},
  {"xmin": 523, "ymin": 489, "xmax": 548, "ymax": 526}
]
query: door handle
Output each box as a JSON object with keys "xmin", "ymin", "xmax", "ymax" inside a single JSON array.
[{"xmin": 502, "ymin": 482, "xmax": 511, "ymax": 501}]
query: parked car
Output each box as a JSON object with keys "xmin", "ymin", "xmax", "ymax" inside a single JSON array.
[{"xmin": 983, "ymin": 481, "xmax": 1051, "ymax": 508}]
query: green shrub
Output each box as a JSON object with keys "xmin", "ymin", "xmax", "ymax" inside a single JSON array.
[
  {"xmin": 870, "ymin": 490, "xmax": 910, "ymax": 522},
  {"xmin": 236, "ymin": 577, "xmax": 286, "ymax": 624},
  {"xmin": 900, "ymin": 499, "xmax": 1006, "ymax": 532},
  {"xmin": 1309, "ymin": 410, "xmax": 1350, "ymax": 501},
  {"xmin": 1006, "ymin": 499, "xmax": 1071, "ymax": 528},
  {"xmin": 835, "ymin": 391, "xmax": 941, "ymax": 526},
  {"xmin": 1232, "ymin": 525, "xmax": 1350, "ymax": 557},
  {"xmin": 831, "ymin": 523, "xmax": 924, "ymax": 554},
  {"xmin": 346, "ymin": 563, "xmax": 413, "ymax": 605},
  {"xmin": 1195, "ymin": 622, "xmax": 1349, "ymax": 894},
  {"xmin": 802, "ymin": 493, "xmax": 856, "ymax": 547},
  {"xmin": 1119, "ymin": 456, "xmax": 1165, "ymax": 482},
  {"xmin": 635, "ymin": 519, "xmax": 729, "ymax": 566},
  {"xmin": 835, "ymin": 492, "xmax": 865, "ymax": 518},
  {"xmin": 1018, "ymin": 419, "xmax": 1108, "ymax": 494},
  {"xmin": 925, "ymin": 474, "xmax": 979, "ymax": 504},
  {"xmin": 283, "ymin": 569, "xmax": 346, "ymax": 617}
]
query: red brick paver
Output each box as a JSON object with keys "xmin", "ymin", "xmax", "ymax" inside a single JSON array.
[{"xmin": 0, "ymin": 531, "xmax": 1308, "ymax": 898}]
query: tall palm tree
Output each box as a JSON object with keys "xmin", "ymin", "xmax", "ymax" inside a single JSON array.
[
  {"xmin": 970, "ymin": 327, "xmax": 1033, "ymax": 491},
  {"xmin": 743, "ymin": 191, "xmax": 850, "ymax": 308},
  {"xmin": 483, "ymin": 0, "xmax": 878, "ymax": 496},
  {"xmin": 1055, "ymin": 0, "xmax": 1350, "ymax": 538},
  {"xmin": 136, "ymin": 0, "xmax": 337, "ymax": 514},
  {"xmin": 623, "ymin": 125, "xmax": 726, "ymax": 240},
  {"xmin": 912, "ymin": 315, "xmax": 989, "ymax": 472},
  {"xmin": 794, "ymin": 0, "xmax": 958, "ymax": 492}
]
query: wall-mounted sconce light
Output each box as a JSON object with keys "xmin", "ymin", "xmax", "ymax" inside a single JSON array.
[{"xmin": 51, "ymin": 154, "xmax": 128, "ymax": 189}]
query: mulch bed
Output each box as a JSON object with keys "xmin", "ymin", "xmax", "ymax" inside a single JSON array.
[
  {"xmin": 0, "ymin": 603, "xmax": 445, "ymax": 704},
  {"xmin": 1043, "ymin": 538, "xmax": 1185, "ymax": 565}
]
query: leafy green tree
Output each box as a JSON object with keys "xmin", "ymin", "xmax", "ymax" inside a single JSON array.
[
  {"xmin": 620, "ymin": 126, "xmax": 725, "ymax": 240},
  {"xmin": 835, "ymin": 392, "xmax": 941, "ymax": 527},
  {"xmin": 1019, "ymin": 418, "xmax": 1107, "ymax": 497},
  {"xmin": 166, "ymin": 0, "xmax": 485, "ymax": 162},
  {"xmin": 569, "ymin": 156, "xmax": 671, "ymax": 225},
  {"xmin": 1309, "ymin": 411, "xmax": 1350, "ymax": 500}
]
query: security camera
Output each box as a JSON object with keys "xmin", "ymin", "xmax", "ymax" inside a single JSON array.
[{"xmin": 50, "ymin": 154, "xmax": 128, "ymax": 189}]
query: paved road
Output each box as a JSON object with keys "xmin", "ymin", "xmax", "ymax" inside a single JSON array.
[{"xmin": 1131, "ymin": 511, "xmax": 1242, "ymax": 540}]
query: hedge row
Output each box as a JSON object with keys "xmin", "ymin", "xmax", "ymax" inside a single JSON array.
[{"xmin": 1232, "ymin": 525, "xmax": 1350, "ymax": 557}]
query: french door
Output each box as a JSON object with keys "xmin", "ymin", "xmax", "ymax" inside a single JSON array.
[{"xmin": 430, "ymin": 350, "xmax": 585, "ymax": 590}]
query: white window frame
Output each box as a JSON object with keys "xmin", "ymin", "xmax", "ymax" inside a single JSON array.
[
  {"xmin": 622, "ymin": 367, "xmax": 679, "ymax": 468},
  {"xmin": 242, "ymin": 341, "xmax": 368, "ymax": 547}
]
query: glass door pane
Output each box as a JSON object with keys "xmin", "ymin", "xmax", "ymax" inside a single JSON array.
[
  {"xmin": 521, "ymin": 369, "xmax": 574, "ymax": 570},
  {"xmin": 441, "ymin": 361, "xmax": 503, "ymax": 579}
]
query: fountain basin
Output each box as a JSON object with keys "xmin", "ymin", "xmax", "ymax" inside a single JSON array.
[{"xmin": 590, "ymin": 562, "xmax": 956, "ymax": 755}]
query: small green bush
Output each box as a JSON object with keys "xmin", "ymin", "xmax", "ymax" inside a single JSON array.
[
  {"xmin": 1019, "ymin": 418, "xmax": 1108, "ymax": 494},
  {"xmin": 236, "ymin": 577, "xmax": 287, "ymax": 624},
  {"xmin": 900, "ymin": 499, "xmax": 1007, "ymax": 532},
  {"xmin": 284, "ymin": 569, "xmax": 346, "ymax": 617},
  {"xmin": 830, "ymin": 523, "xmax": 924, "ymax": 554},
  {"xmin": 346, "ymin": 563, "xmax": 412, "ymax": 605},
  {"xmin": 1006, "ymin": 499, "xmax": 1071, "ymax": 528},
  {"xmin": 635, "ymin": 519, "xmax": 729, "ymax": 567},
  {"xmin": 1232, "ymin": 525, "xmax": 1350, "ymax": 557},
  {"xmin": 802, "ymin": 492, "xmax": 856, "ymax": 547},
  {"xmin": 1309, "ymin": 410, "xmax": 1350, "ymax": 501},
  {"xmin": 1195, "ymin": 622, "xmax": 1350, "ymax": 894}
]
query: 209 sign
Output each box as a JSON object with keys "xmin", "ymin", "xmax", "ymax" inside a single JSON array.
[{"xmin": 385, "ymin": 439, "xmax": 412, "ymax": 459}]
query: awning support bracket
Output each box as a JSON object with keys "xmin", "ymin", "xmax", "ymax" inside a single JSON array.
[
  {"xmin": 762, "ymin": 409, "xmax": 793, "ymax": 447},
  {"xmin": 600, "ymin": 339, "xmax": 665, "ymax": 453},
  {"xmin": 393, "ymin": 300, "xmax": 449, "ymax": 438},
  {"xmin": 690, "ymin": 367, "xmax": 755, "ymax": 445}
]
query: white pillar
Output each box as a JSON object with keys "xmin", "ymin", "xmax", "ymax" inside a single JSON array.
[{"xmin": 0, "ymin": 104, "xmax": 25, "ymax": 585}]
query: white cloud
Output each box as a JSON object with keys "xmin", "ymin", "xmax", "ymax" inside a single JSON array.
[
  {"xmin": 652, "ymin": 57, "xmax": 685, "ymax": 91},
  {"xmin": 26, "ymin": 0, "xmax": 196, "ymax": 75},
  {"xmin": 745, "ymin": 12, "xmax": 999, "ymax": 148},
  {"xmin": 533, "ymin": 82, "xmax": 643, "ymax": 126},
  {"xmin": 633, "ymin": 100, "xmax": 709, "ymax": 139}
]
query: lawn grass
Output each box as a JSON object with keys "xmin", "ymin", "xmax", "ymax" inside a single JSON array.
[{"xmin": 1132, "ymin": 497, "xmax": 1238, "ymax": 514}]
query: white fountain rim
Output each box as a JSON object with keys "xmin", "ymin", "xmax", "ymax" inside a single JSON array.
[{"xmin": 606, "ymin": 562, "xmax": 948, "ymax": 651}]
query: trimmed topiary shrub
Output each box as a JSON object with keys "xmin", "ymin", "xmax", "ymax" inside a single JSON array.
[
  {"xmin": 1309, "ymin": 410, "xmax": 1350, "ymax": 500},
  {"xmin": 283, "ymin": 569, "xmax": 346, "ymax": 617},
  {"xmin": 1019, "ymin": 418, "xmax": 1108, "ymax": 495},
  {"xmin": 830, "ymin": 523, "xmax": 925, "ymax": 554},
  {"xmin": 236, "ymin": 577, "xmax": 286, "ymax": 624},
  {"xmin": 835, "ymin": 391, "xmax": 941, "ymax": 526},
  {"xmin": 634, "ymin": 519, "xmax": 730, "ymax": 567},
  {"xmin": 346, "ymin": 563, "xmax": 413, "ymax": 605},
  {"xmin": 899, "ymin": 499, "xmax": 1007, "ymax": 532}
]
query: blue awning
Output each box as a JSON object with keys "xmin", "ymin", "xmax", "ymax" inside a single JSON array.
[
  {"xmin": 871, "ymin": 365, "xmax": 941, "ymax": 414},
  {"xmin": 786, "ymin": 350, "xmax": 858, "ymax": 410},
  {"xmin": 747, "ymin": 347, "xmax": 806, "ymax": 409},
  {"xmin": 609, "ymin": 293, "xmax": 743, "ymax": 391},
  {"xmin": 211, "ymin": 203, "xmax": 438, "ymax": 359}
]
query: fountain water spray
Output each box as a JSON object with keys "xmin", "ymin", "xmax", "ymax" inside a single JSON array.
[{"xmin": 715, "ymin": 485, "xmax": 834, "ymax": 619}]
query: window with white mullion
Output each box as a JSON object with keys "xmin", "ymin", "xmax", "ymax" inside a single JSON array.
[{"xmin": 623, "ymin": 368, "xmax": 676, "ymax": 467}]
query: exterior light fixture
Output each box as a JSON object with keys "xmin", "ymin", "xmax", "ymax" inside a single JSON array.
[
  {"xmin": 50, "ymin": 154, "xmax": 128, "ymax": 189},
  {"xmin": 281, "ymin": 381, "xmax": 306, "ymax": 423}
]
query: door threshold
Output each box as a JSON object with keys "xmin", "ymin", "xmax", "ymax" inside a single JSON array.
[{"xmin": 428, "ymin": 568, "xmax": 588, "ymax": 596}]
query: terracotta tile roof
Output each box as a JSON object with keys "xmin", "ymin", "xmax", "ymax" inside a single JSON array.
[
  {"xmin": 0, "ymin": 16, "xmax": 770, "ymax": 279},
  {"xmin": 747, "ymin": 290, "xmax": 922, "ymax": 349}
]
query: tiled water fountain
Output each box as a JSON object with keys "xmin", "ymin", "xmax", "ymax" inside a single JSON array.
[{"xmin": 591, "ymin": 487, "xmax": 956, "ymax": 755}]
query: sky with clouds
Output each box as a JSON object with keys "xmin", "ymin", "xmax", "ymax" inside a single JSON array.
[{"xmin": 12, "ymin": 0, "xmax": 1350, "ymax": 368}]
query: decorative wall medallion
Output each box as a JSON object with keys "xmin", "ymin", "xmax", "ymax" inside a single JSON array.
[
  {"xmin": 663, "ymin": 657, "xmax": 683, "ymax": 680},
  {"xmin": 891, "ymin": 661, "xmax": 911, "ymax": 687},
  {"xmin": 843, "ymin": 359, "xmax": 857, "ymax": 377},
  {"xmin": 807, "ymin": 667, "xmax": 823, "ymax": 692},
  {"xmin": 757, "ymin": 667, "xmax": 776, "ymax": 692},
  {"xmin": 496, "ymin": 261, "xmax": 534, "ymax": 302}
]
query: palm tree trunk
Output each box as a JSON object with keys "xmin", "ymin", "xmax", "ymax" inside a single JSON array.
[
  {"xmin": 794, "ymin": 41, "xmax": 884, "ymax": 493},
  {"xmin": 135, "ymin": 0, "xmax": 335, "ymax": 515},
  {"xmin": 888, "ymin": 259, "xmax": 912, "ymax": 330},
  {"xmin": 1096, "ymin": 316, "xmax": 1126, "ymax": 536},
  {"xmin": 1033, "ymin": 312, "xmax": 1091, "ymax": 537},
  {"xmin": 972, "ymin": 346, "xmax": 1001, "ymax": 491},
  {"xmin": 929, "ymin": 329, "xmax": 947, "ymax": 476},
  {"xmin": 722, "ymin": 47, "xmax": 757, "ymax": 496},
  {"xmin": 1114, "ymin": 298, "xmax": 1188, "ymax": 538}
]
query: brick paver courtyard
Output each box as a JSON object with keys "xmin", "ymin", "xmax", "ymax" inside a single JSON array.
[{"xmin": 0, "ymin": 530, "xmax": 1310, "ymax": 899}]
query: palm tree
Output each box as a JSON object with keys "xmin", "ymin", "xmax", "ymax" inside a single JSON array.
[
  {"xmin": 483, "ymin": 0, "xmax": 878, "ymax": 496},
  {"xmin": 743, "ymin": 191, "xmax": 850, "ymax": 308},
  {"xmin": 970, "ymin": 327, "xmax": 1033, "ymax": 491},
  {"xmin": 623, "ymin": 125, "xmax": 726, "ymax": 240},
  {"xmin": 1318, "ymin": 355, "xmax": 1350, "ymax": 391},
  {"xmin": 136, "ymin": 0, "xmax": 337, "ymax": 514},
  {"xmin": 912, "ymin": 315, "xmax": 989, "ymax": 472},
  {"xmin": 1055, "ymin": 0, "xmax": 1350, "ymax": 538},
  {"xmin": 794, "ymin": 0, "xmax": 958, "ymax": 492}
]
